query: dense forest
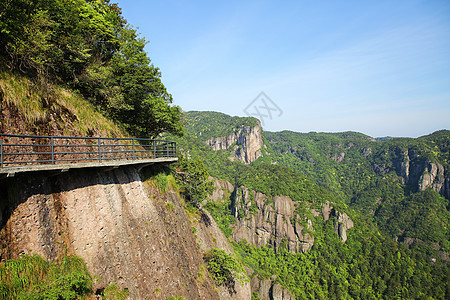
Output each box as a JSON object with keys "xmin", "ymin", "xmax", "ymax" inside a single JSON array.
[{"xmin": 169, "ymin": 111, "xmax": 450, "ymax": 299}]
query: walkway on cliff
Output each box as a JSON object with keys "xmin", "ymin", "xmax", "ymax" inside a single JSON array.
[{"xmin": 0, "ymin": 134, "xmax": 177, "ymax": 178}]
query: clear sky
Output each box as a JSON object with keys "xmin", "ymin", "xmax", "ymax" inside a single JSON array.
[{"xmin": 115, "ymin": 0, "xmax": 450, "ymax": 138}]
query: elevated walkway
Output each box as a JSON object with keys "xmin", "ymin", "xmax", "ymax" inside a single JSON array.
[{"xmin": 0, "ymin": 134, "xmax": 177, "ymax": 177}]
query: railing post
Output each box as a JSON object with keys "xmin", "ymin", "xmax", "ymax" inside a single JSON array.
[
  {"xmin": 166, "ymin": 142, "xmax": 169, "ymax": 157},
  {"xmin": 51, "ymin": 137, "xmax": 54, "ymax": 164},
  {"xmin": 132, "ymin": 139, "xmax": 136, "ymax": 160},
  {"xmin": 0, "ymin": 138, "xmax": 3, "ymax": 168},
  {"xmin": 98, "ymin": 137, "xmax": 102, "ymax": 163},
  {"xmin": 153, "ymin": 140, "xmax": 156, "ymax": 158}
]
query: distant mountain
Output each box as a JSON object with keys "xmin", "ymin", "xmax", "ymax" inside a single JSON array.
[
  {"xmin": 168, "ymin": 111, "xmax": 449, "ymax": 299},
  {"xmin": 375, "ymin": 136, "xmax": 394, "ymax": 142}
]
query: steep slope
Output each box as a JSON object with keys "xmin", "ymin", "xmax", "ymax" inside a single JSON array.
[
  {"xmin": 1, "ymin": 70, "xmax": 125, "ymax": 137},
  {"xmin": 171, "ymin": 111, "xmax": 449, "ymax": 299},
  {"xmin": 0, "ymin": 165, "xmax": 251, "ymax": 299}
]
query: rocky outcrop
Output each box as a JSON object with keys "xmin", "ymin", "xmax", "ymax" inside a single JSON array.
[
  {"xmin": 378, "ymin": 147, "xmax": 449, "ymax": 199},
  {"xmin": 251, "ymin": 276, "xmax": 294, "ymax": 300},
  {"xmin": 418, "ymin": 162, "xmax": 446, "ymax": 192},
  {"xmin": 330, "ymin": 152, "xmax": 345, "ymax": 163},
  {"xmin": 209, "ymin": 177, "xmax": 234, "ymax": 203},
  {"xmin": 333, "ymin": 211, "xmax": 354, "ymax": 242},
  {"xmin": 231, "ymin": 187, "xmax": 315, "ymax": 253},
  {"xmin": 221, "ymin": 183, "xmax": 353, "ymax": 253},
  {"xmin": 194, "ymin": 209, "xmax": 251, "ymax": 299},
  {"xmin": 206, "ymin": 124, "xmax": 263, "ymax": 164},
  {"xmin": 0, "ymin": 166, "xmax": 251, "ymax": 299}
]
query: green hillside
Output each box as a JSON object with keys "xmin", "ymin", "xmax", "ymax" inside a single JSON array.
[
  {"xmin": 1, "ymin": 0, "xmax": 183, "ymax": 139},
  {"xmin": 171, "ymin": 111, "xmax": 450, "ymax": 299}
]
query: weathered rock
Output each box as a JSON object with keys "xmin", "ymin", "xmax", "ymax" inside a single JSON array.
[
  {"xmin": 322, "ymin": 201, "xmax": 332, "ymax": 221},
  {"xmin": 271, "ymin": 283, "xmax": 295, "ymax": 300},
  {"xmin": 330, "ymin": 152, "xmax": 345, "ymax": 163},
  {"xmin": 196, "ymin": 209, "xmax": 251, "ymax": 300},
  {"xmin": 251, "ymin": 276, "xmax": 294, "ymax": 300},
  {"xmin": 209, "ymin": 177, "xmax": 234, "ymax": 203},
  {"xmin": 230, "ymin": 186, "xmax": 315, "ymax": 253},
  {"xmin": 251, "ymin": 276, "xmax": 273, "ymax": 300},
  {"xmin": 393, "ymin": 148, "xmax": 449, "ymax": 198},
  {"xmin": 418, "ymin": 162, "xmax": 445, "ymax": 192},
  {"xmin": 206, "ymin": 123, "xmax": 263, "ymax": 164},
  {"xmin": 333, "ymin": 211, "xmax": 354, "ymax": 242}
]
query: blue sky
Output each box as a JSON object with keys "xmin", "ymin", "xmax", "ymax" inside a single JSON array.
[{"xmin": 115, "ymin": 0, "xmax": 450, "ymax": 137}]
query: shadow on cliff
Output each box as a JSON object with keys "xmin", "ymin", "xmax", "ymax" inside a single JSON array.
[{"xmin": 0, "ymin": 164, "xmax": 159, "ymax": 231}]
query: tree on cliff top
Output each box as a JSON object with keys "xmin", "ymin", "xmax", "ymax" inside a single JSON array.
[{"xmin": 0, "ymin": 0, "xmax": 183, "ymax": 138}]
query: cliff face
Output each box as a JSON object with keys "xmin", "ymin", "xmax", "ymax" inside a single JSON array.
[
  {"xmin": 390, "ymin": 148, "xmax": 448, "ymax": 198},
  {"xmin": 206, "ymin": 124, "xmax": 264, "ymax": 164},
  {"xmin": 0, "ymin": 166, "xmax": 250, "ymax": 299},
  {"xmin": 211, "ymin": 182, "xmax": 353, "ymax": 254},
  {"xmin": 251, "ymin": 275, "xmax": 295, "ymax": 300}
]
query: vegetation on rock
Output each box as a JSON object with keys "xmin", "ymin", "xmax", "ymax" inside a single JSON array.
[{"xmin": 203, "ymin": 248, "xmax": 247, "ymax": 292}]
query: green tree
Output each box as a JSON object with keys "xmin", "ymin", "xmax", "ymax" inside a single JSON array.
[{"xmin": 175, "ymin": 155, "xmax": 214, "ymax": 206}]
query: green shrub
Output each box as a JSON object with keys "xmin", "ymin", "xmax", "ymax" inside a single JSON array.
[
  {"xmin": 203, "ymin": 248, "xmax": 247, "ymax": 292},
  {"xmin": 102, "ymin": 282, "xmax": 129, "ymax": 300}
]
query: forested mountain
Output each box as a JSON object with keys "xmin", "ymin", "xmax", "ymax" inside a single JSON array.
[{"xmin": 168, "ymin": 111, "xmax": 450, "ymax": 299}]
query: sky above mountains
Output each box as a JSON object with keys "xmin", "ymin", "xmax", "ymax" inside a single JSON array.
[{"xmin": 116, "ymin": 0, "xmax": 450, "ymax": 138}]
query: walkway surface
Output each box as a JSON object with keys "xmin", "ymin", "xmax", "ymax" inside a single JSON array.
[{"xmin": 0, "ymin": 134, "xmax": 177, "ymax": 177}]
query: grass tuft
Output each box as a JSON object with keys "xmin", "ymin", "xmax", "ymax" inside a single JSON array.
[{"xmin": 0, "ymin": 254, "xmax": 93, "ymax": 299}]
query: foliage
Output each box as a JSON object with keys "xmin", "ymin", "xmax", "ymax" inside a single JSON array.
[
  {"xmin": 102, "ymin": 282, "xmax": 129, "ymax": 300},
  {"xmin": 166, "ymin": 296, "xmax": 186, "ymax": 300},
  {"xmin": 142, "ymin": 165, "xmax": 178, "ymax": 195},
  {"xmin": 173, "ymin": 111, "xmax": 450, "ymax": 299},
  {"xmin": 0, "ymin": 0, "xmax": 183, "ymax": 138},
  {"xmin": 0, "ymin": 255, "xmax": 93, "ymax": 300},
  {"xmin": 234, "ymin": 228, "xmax": 449, "ymax": 300},
  {"xmin": 174, "ymin": 155, "xmax": 214, "ymax": 206},
  {"xmin": 203, "ymin": 248, "xmax": 247, "ymax": 290},
  {"xmin": 183, "ymin": 111, "xmax": 259, "ymax": 141},
  {"xmin": 378, "ymin": 189, "xmax": 450, "ymax": 251},
  {"xmin": 204, "ymin": 200, "xmax": 235, "ymax": 238},
  {"xmin": 0, "ymin": 70, "xmax": 125, "ymax": 136}
]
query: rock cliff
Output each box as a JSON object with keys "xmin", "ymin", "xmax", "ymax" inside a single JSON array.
[
  {"xmin": 211, "ymin": 181, "xmax": 353, "ymax": 254},
  {"xmin": 206, "ymin": 123, "xmax": 264, "ymax": 164},
  {"xmin": 0, "ymin": 166, "xmax": 251, "ymax": 299},
  {"xmin": 251, "ymin": 275, "xmax": 295, "ymax": 300},
  {"xmin": 389, "ymin": 148, "xmax": 449, "ymax": 198}
]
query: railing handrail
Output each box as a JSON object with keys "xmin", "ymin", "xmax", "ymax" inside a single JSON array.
[
  {"xmin": 0, "ymin": 133, "xmax": 174, "ymax": 143},
  {"xmin": 0, "ymin": 133, "xmax": 177, "ymax": 170}
]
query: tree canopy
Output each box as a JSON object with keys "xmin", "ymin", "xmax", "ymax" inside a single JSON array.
[{"xmin": 0, "ymin": 0, "xmax": 183, "ymax": 138}]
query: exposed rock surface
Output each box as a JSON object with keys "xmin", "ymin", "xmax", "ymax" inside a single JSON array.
[
  {"xmin": 251, "ymin": 276, "xmax": 295, "ymax": 300},
  {"xmin": 211, "ymin": 181, "xmax": 353, "ymax": 253},
  {"xmin": 230, "ymin": 187, "xmax": 315, "ymax": 253},
  {"xmin": 333, "ymin": 211, "xmax": 354, "ymax": 242},
  {"xmin": 206, "ymin": 124, "xmax": 263, "ymax": 164},
  {"xmin": 384, "ymin": 148, "xmax": 449, "ymax": 198},
  {"xmin": 209, "ymin": 177, "xmax": 234, "ymax": 203},
  {"xmin": 0, "ymin": 166, "xmax": 251, "ymax": 299}
]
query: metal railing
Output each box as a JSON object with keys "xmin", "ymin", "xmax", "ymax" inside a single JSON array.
[{"xmin": 0, "ymin": 134, "xmax": 177, "ymax": 169}]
